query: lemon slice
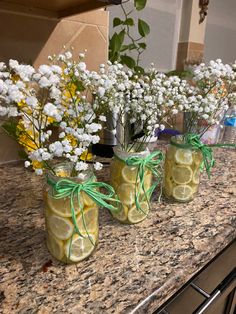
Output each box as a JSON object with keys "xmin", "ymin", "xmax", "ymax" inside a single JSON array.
[
  {"xmin": 121, "ymin": 165, "xmax": 138, "ymax": 184},
  {"xmin": 164, "ymin": 178, "xmax": 173, "ymax": 197},
  {"xmin": 76, "ymin": 207, "xmax": 98, "ymax": 233},
  {"xmin": 166, "ymin": 146, "xmax": 176, "ymax": 161},
  {"xmin": 193, "ymin": 151, "xmax": 202, "ymax": 166},
  {"xmin": 81, "ymin": 191, "xmax": 96, "ymax": 208},
  {"xmin": 65, "ymin": 233, "xmax": 96, "ymax": 262},
  {"xmin": 144, "ymin": 172, "xmax": 152, "ymax": 189},
  {"xmin": 46, "ymin": 231, "xmax": 64, "ymax": 260},
  {"xmin": 172, "ymin": 165, "xmax": 193, "ymax": 184},
  {"xmin": 128, "ymin": 201, "xmax": 149, "ymax": 223},
  {"xmin": 48, "ymin": 214, "xmax": 74, "ymax": 240},
  {"xmin": 117, "ymin": 183, "xmax": 135, "ymax": 206},
  {"xmin": 190, "ymin": 183, "xmax": 199, "ymax": 194},
  {"xmin": 164, "ymin": 160, "xmax": 172, "ymax": 177},
  {"xmin": 47, "ymin": 193, "xmax": 84, "ymax": 218},
  {"xmin": 112, "ymin": 205, "xmax": 128, "ymax": 222},
  {"xmin": 192, "ymin": 169, "xmax": 200, "ymax": 184},
  {"xmin": 175, "ymin": 149, "xmax": 193, "ymax": 165},
  {"xmin": 172, "ymin": 185, "xmax": 193, "ymax": 201}
]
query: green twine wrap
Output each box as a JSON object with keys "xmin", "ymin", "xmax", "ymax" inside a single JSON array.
[
  {"xmin": 118, "ymin": 150, "xmax": 164, "ymax": 216},
  {"xmin": 171, "ymin": 133, "xmax": 236, "ymax": 178},
  {"xmin": 47, "ymin": 174, "xmax": 120, "ymax": 257}
]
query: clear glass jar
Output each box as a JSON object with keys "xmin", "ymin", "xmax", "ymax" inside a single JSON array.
[
  {"xmin": 44, "ymin": 163, "xmax": 99, "ymax": 263},
  {"xmin": 110, "ymin": 147, "xmax": 153, "ymax": 224},
  {"xmin": 164, "ymin": 135, "xmax": 203, "ymax": 202}
]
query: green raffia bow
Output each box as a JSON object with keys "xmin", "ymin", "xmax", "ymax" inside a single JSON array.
[
  {"xmin": 171, "ymin": 133, "xmax": 236, "ymax": 179},
  {"xmin": 47, "ymin": 175, "xmax": 120, "ymax": 257},
  {"xmin": 124, "ymin": 150, "xmax": 164, "ymax": 215}
]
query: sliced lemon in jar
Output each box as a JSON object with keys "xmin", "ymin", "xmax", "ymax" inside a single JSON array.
[
  {"xmin": 81, "ymin": 191, "xmax": 96, "ymax": 207},
  {"xmin": 47, "ymin": 193, "xmax": 84, "ymax": 218},
  {"xmin": 164, "ymin": 160, "xmax": 172, "ymax": 177},
  {"xmin": 46, "ymin": 231, "xmax": 64, "ymax": 260},
  {"xmin": 164, "ymin": 178, "xmax": 173, "ymax": 197},
  {"xmin": 144, "ymin": 171, "xmax": 153, "ymax": 189},
  {"xmin": 193, "ymin": 150, "xmax": 202, "ymax": 166},
  {"xmin": 128, "ymin": 201, "xmax": 149, "ymax": 224},
  {"xmin": 48, "ymin": 214, "xmax": 74, "ymax": 240},
  {"xmin": 190, "ymin": 183, "xmax": 199, "ymax": 194},
  {"xmin": 121, "ymin": 165, "xmax": 138, "ymax": 184},
  {"xmin": 166, "ymin": 146, "xmax": 176, "ymax": 161},
  {"xmin": 112, "ymin": 205, "xmax": 128, "ymax": 222},
  {"xmin": 65, "ymin": 233, "xmax": 96, "ymax": 262},
  {"xmin": 192, "ymin": 169, "xmax": 200, "ymax": 184},
  {"xmin": 172, "ymin": 165, "xmax": 193, "ymax": 184},
  {"xmin": 175, "ymin": 149, "xmax": 193, "ymax": 165},
  {"xmin": 76, "ymin": 207, "xmax": 98, "ymax": 233},
  {"xmin": 117, "ymin": 183, "xmax": 136, "ymax": 206},
  {"xmin": 172, "ymin": 185, "xmax": 193, "ymax": 201}
]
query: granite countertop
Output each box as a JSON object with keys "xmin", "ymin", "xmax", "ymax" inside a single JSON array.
[{"xmin": 0, "ymin": 148, "xmax": 236, "ymax": 314}]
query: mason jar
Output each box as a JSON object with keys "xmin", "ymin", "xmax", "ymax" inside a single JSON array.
[
  {"xmin": 164, "ymin": 135, "xmax": 203, "ymax": 202},
  {"xmin": 110, "ymin": 146, "xmax": 153, "ymax": 224},
  {"xmin": 44, "ymin": 163, "xmax": 99, "ymax": 263}
]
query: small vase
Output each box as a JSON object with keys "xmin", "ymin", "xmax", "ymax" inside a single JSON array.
[
  {"xmin": 110, "ymin": 146, "xmax": 153, "ymax": 224},
  {"xmin": 44, "ymin": 163, "xmax": 99, "ymax": 263},
  {"xmin": 164, "ymin": 135, "xmax": 203, "ymax": 202}
]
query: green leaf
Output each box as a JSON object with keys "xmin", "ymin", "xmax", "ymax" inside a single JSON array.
[
  {"xmin": 1, "ymin": 119, "xmax": 18, "ymax": 139},
  {"xmin": 117, "ymin": 29, "xmax": 125, "ymax": 45},
  {"xmin": 138, "ymin": 19, "xmax": 150, "ymax": 37},
  {"xmin": 109, "ymin": 50, "xmax": 119, "ymax": 63},
  {"xmin": 121, "ymin": 43, "xmax": 137, "ymax": 52},
  {"xmin": 123, "ymin": 18, "xmax": 134, "ymax": 26},
  {"xmin": 109, "ymin": 31, "xmax": 124, "ymax": 53},
  {"xmin": 120, "ymin": 45, "xmax": 130, "ymax": 52},
  {"xmin": 134, "ymin": 0, "xmax": 147, "ymax": 11},
  {"xmin": 138, "ymin": 42, "xmax": 147, "ymax": 49},
  {"xmin": 134, "ymin": 66, "xmax": 145, "ymax": 74},
  {"xmin": 113, "ymin": 17, "xmax": 123, "ymax": 27},
  {"xmin": 120, "ymin": 55, "xmax": 136, "ymax": 69}
]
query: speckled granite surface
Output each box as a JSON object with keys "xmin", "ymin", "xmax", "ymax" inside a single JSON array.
[{"xmin": 0, "ymin": 149, "xmax": 235, "ymax": 314}]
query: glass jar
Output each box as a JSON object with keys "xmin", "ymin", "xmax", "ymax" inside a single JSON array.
[
  {"xmin": 44, "ymin": 163, "xmax": 99, "ymax": 263},
  {"xmin": 164, "ymin": 135, "xmax": 203, "ymax": 202},
  {"xmin": 110, "ymin": 147, "xmax": 153, "ymax": 224}
]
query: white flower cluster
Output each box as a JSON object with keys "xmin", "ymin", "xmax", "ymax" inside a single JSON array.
[
  {"xmin": 0, "ymin": 53, "xmax": 103, "ymax": 174},
  {"xmin": 0, "ymin": 53, "xmax": 235, "ymax": 173},
  {"xmin": 183, "ymin": 59, "xmax": 236, "ymax": 133}
]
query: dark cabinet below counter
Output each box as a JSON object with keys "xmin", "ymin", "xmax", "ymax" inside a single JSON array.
[{"xmin": 156, "ymin": 240, "xmax": 236, "ymax": 314}]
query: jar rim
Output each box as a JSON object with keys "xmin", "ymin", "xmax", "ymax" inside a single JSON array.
[
  {"xmin": 170, "ymin": 135, "xmax": 197, "ymax": 150},
  {"xmin": 113, "ymin": 145, "xmax": 150, "ymax": 161},
  {"xmin": 46, "ymin": 162, "xmax": 94, "ymax": 183}
]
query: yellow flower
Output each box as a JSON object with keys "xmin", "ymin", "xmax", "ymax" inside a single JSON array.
[
  {"xmin": 17, "ymin": 122, "xmax": 39, "ymax": 152},
  {"xmin": 80, "ymin": 151, "xmax": 93, "ymax": 161},
  {"xmin": 32, "ymin": 160, "xmax": 43, "ymax": 170},
  {"xmin": 63, "ymin": 83, "xmax": 77, "ymax": 100},
  {"xmin": 65, "ymin": 134, "xmax": 77, "ymax": 147}
]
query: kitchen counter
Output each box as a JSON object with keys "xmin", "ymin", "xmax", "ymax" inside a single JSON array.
[{"xmin": 0, "ymin": 148, "xmax": 235, "ymax": 314}]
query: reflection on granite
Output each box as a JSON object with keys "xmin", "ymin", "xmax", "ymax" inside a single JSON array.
[{"xmin": 0, "ymin": 149, "xmax": 235, "ymax": 314}]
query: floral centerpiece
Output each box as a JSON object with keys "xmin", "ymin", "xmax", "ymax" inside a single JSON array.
[
  {"xmin": 89, "ymin": 62, "xmax": 191, "ymax": 223},
  {"xmin": 0, "ymin": 52, "xmax": 120, "ymax": 263},
  {"xmin": 163, "ymin": 59, "xmax": 236, "ymax": 203}
]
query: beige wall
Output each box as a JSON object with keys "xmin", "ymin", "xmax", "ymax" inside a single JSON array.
[
  {"xmin": 0, "ymin": 9, "xmax": 109, "ymax": 163},
  {"xmin": 108, "ymin": 0, "xmax": 182, "ymax": 72},
  {"xmin": 204, "ymin": 0, "xmax": 236, "ymax": 64}
]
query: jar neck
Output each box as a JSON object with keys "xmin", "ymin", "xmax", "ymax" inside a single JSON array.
[
  {"xmin": 113, "ymin": 145, "xmax": 150, "ymax": 161},
  {"xmin": 170, "ymin": 134, "xmax": 199, "ymax": 150},
  {"xmin": 46, "ymin": 162, "xmax": 94, "ymax": 184}
]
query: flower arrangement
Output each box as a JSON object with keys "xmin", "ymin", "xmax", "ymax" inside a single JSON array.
[
  {"xmin": 91, "ymin": 62, "xmax": 192, "ymax": 152},
  {"xmin": 183, "ymin": 59, "xmax": 236, "ymax": 136},
  {"xmin": 0, "ymin": 52, "xmax": 107, "ymax": 176}
]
